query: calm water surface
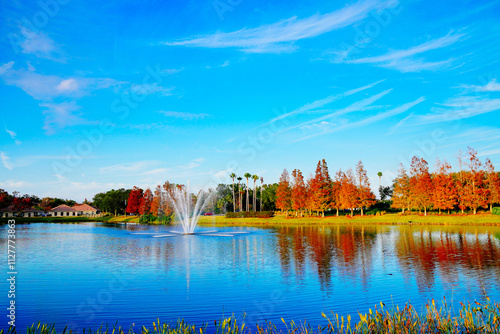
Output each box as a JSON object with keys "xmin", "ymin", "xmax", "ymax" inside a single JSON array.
[{"xmin": 1, "ymin": 222, "xmax": 500, "ymax": 330}]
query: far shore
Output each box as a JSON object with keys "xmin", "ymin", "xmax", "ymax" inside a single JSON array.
[{"xmin": 1, "ymin": 212, "xmax": 499, "ymax": 226}]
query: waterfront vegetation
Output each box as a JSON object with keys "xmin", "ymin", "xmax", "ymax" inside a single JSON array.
[
  {"xmin": 200, "ymin": 212, "xmax": 500, "ymax": 226},
  {"xmin": 2, "ymin": 211, "xmax": 499, "ymax": 225},
  {"xmin": 5, "ymin": 299, "xmax": 500, "ymax": 333}
]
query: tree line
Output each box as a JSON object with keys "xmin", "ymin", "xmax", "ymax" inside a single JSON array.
[
  {"xmin": 392, "ymin": 147, "xmax": 500, "ymax": 215},
  {"xmin": 275, "ymin": 159, "xmax": 376, "ymax": 217},
  {"xmin": 0, "ymin": 189, "xmax": 81, "ymax": 213},
  {"xmin": 1, "ymin": 147, "xmax": 498, "ymax": 218}
]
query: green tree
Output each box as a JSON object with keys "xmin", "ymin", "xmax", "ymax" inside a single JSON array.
[
  {"xmin": 229, "ymin": 173, "xmax": 237, "ymax": 212},
  {"xmin": 244, "ymin": 173, "xmax": 252, "ymax": 211},
  {"xmin": 237, "ymin": 177, "xmax": 243, "ymax": 211},
  {"xmin": 262, "ymin": 183, "xmax": 278, "ymax": 211},
  {"xmin": 252, "ymin": 174, "xmax": 259, "ymax": 211},
  {"xmin": 260, "ymin": 176, "xmax": 264, "ymax": 212}
]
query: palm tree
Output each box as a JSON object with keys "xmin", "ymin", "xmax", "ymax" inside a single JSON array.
[
  {"xmin": 244, "ymin": 173, "xmax": 251, "ymax": 211},
  {"xmin": 252, "ymin": 175, "xmax": 259, "ymax": 212},
  {"xmin": 260, "ymin": 176, "xmax": 264, "ymax": 211},
  {"xmin": 237, "ymin": 177, "xmax": 243, "ymax": 211},
  {"xmin": 377, "ymin": 172, "xmax": 383, "ymax": 188},
  {"xmin": 229, "ymin": 173, "xmax": 236, "ymax": 212}
]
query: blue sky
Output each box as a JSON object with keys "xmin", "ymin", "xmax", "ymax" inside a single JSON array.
[{"xmin": 1, "ymin": 0, "xmax": 500, "ymax": 201}]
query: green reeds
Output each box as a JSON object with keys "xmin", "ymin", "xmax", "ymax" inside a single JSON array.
[{"xmin": 3, "ymin": 299, "xmax": 500, "ymax": 334}]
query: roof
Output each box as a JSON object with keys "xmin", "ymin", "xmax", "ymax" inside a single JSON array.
[
  {"xmin": 50, "ymin": 204, "xmax": 77, "ymax": 212},
  {"xmin": 23, "ymin": 207, "xmax": 44, "ymax": 213},
  {"xmin": 72, "ymin": 204, "xmax": 98, "ymax": 211},
  {"xmin": 0, "ymin": 204, "xmax": 15, "ymax": 212}
]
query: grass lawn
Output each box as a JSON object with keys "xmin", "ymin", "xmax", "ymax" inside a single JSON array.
[
  {"xmin": 2, "ymin": 212, "xmax": 499, "ymax": 226},
  {"xmin": 198, "ymin": 212, "xmax": 500, "ymax": 226},
  {"xmin": 0, "ymin": 215, "xmax": 140, "ymax": 224}
]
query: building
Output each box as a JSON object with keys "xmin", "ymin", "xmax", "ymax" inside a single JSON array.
[
  {"xmin": 0, "ymin": 205, "xmax": 15, "ymax": 218},
  {"xmin": 21, "ymin": 207, "xmax": 45, "ymax": 218},
  {"xmin": 49, "ymin": 204, "xmax": 78, "ymax": 217},
  {"xmin": 73, "ymin": 203, "xmax": 100, "ymax": 216}
]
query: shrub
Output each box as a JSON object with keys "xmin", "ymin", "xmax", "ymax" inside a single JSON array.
[
  {"xmin": 493, "ymin": 207, "xmax": 500, "ymax": 215},
  {"xmin": 140, "ymin": 214, "xmax": 173, "ymax": 224},
  {"xmin": 225, "ymin": 211, "xmax": 274, "ymax": 218}
]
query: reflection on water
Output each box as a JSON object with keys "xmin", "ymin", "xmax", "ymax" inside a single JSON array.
[{"xmin": 1, "ymin": 223, "xmax": 499, "ymax": 331}]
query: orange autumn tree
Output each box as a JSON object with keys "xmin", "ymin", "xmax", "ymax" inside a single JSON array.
[
  {"xmin": 409, "ymin": 156, "xmax": 433, "ymax": 215},
  {"xmin": 339, "ymin": 169, "xmax": 359, "ymax": 217},
  {"xmin": 291, "ymin": 169, "xmax": 307, "ymax": 217},
  {"xmin": 308, "ymin": 159, "xmax": 332, "ymax": 217},
  {"xmin": 463, "ymin": 147, "xmax": 488, "ymax": 214},
  {"xmin": 485, "ymin": 158, "xmax": 500, "ymax": 212},
  {"xmin": 162, "ymin": 181, "xmax": 175, "ymax": 216},
  {"xmin": 139, "ymin": 188, "xmax": 153, "ymax": 215},
  {"xmin": 432, "ymin": 159, "xmax": 457, "ymax": 214},
  {"xmin": 355, "ymin": 161, "xmax": 375, "ymax": 216},
  {"xmin": 455, "ymin": 150, "xmax": 468, "ymax": 214},
  {"xmin": 276, "ymin": 169, "xmax": 292, "ymax": 215},
  {"xmin": 150, "ymin": 185, "xmax": 163, "ymax": 217},
  {"xmin": 331, "ymin": 169, "xmax": 343, "ymax": 216},
  {"xmin": 392, "ymin": 164, "xmax": 411, "ymax": 213}
]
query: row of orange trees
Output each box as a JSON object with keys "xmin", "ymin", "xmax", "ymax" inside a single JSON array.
[
  {"xmin": 392, "ymin": 147, "xmax": 500, "ymax": 215},
  {"xmin": 276, "ymin": 159, "xmax": 376, "ymax": 217},
  {"xmin": 126, "ymin": 182, "xmax": 176, "ymax": 221}
]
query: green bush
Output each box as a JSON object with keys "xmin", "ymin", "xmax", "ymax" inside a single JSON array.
[
  {"xmin": 140, "ymin": 214, "xmax": 173, "ymax": 224},
  {"xmin": 493, "ymin": 207, "xmax": 500, "ymax": 215},
  {"xmin": 225, "ymin": 211, "xmax": 274, "ymax": 218}
]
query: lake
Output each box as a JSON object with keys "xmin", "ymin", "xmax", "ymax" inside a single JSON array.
[{"xmin": 2, "ymin": 222, "xmax": 500, "ymax": 331}]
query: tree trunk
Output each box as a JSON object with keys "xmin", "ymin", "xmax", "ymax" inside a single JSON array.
[
  {"xmin": 360, "ymin": 207, "xmax": 364, "ymax": 216},
  {"xmin": 322, "ymin": 211, "xmax": 324, "ymax": 218},
  {"xmin": 350, "ymin": 208, "xmax": 353, "ymax": 217},
  {"xmin": 491, "ymin": 203, "xmax": 493, "ymax": 213},
  {"xmin": 439, "ymin": 208, "xmax": 441, "ymax": 215},
  {"xmin": 424, "ymin": 208, "xmax": 427, "ymax": 216},
  {"xmin": 336, "ymin": 208, "xmax": 339, "ymax": 217},
  {"xmin": 473, "ymin": 208, "xmax": 477, "ymax": 215}
]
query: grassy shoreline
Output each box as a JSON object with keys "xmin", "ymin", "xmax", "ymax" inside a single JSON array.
[
  {"xmin": 198, "ymin": 213, "xmax": 500, "ymax": 226},
  {"xmin": 1, "ymin": 212, "xmax": 499, "ymax": 226},
  {"xmin": 5, "ymin": 298, "xmax": 500, "ymax": 333}
]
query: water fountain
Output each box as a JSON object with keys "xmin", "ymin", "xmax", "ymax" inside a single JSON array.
[
  {"xmin": 130, "ymin": 183, "xmax": 249, "ymax": 238},
  {"xmin": 166, "ymin": 184, "xmax": 213, "ymax": 235}
]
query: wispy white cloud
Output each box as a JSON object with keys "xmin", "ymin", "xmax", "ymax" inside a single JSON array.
[
  {"xmin": 5, "ymin": 129, "xmax": 21, "ymax": 145},
  {"xmin": 139, "ymin": 168, "xmax": 169, "ymax": 176},
  {"xmin": 159, "ymin": 111, "xmax": 211, "ymax": 120},
  {"xmin": 0, "ymin": 62, "xmax": 125, "ymax": 100},
  {"xmin": 340, "ymin": 31, "xmax": 464, "ymax": 72},
  {"xmin": 479, "ymin": 148, "xmax": 500, "ymax": 157},
  {"xmin": 0, "ymin": 152, "xmax": 14, "ymax": 170},
  {"xmin": 16, "ymin": 27, "xmax": 64, "ymax": 61},
  {"xmin": 130, "ymin": 83, "xmax": 173, "ymax": 96},
  {"xmin": 295, "ymin": 97, "xmax": 424, "ymax": 142},
  {"xmin": 462, "ymin": 79, "xmax": 500, "ymax": 92},
  {"xmin": 0, "ymin": 61, "xmax": 14, "ymax": 75},
  {"xmin": 282, "ymin": 89, "xmax": 392, "ymax": 134},
  {"xmin": 41, "ymin": 101, "xmax": 96, "ymax": 135},
  {"xmin": 417, "ymin": 96, "xmax": 500, "ymax": 125},
  {"xmin": 0, "ymin": 180, "xmax": 32, "ymax": 188},
  {"xmin": 266, "ymin": 80, "xmax": 384, "ymax": 125},
  {"xmin": 100, "ymin": 161, "xmax": 157, "ymax": 174},
  {"xmin": 162, "ymin": 0, "xmax": 398, "ymax": 53},
  {"xmin": 5, "ymin": 129, "xmax": 16, "ymax": 139}
]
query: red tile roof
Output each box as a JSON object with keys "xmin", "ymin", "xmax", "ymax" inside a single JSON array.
[
  {"xmin": 50, "ymin": 204, "xmax": 77, "ymax": 212},
  {"xmin": 72, "ymin": 204, "xmax": 98, "ymax": 211}
]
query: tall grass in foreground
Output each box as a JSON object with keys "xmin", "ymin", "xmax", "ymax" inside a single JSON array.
[{"xmin": 5, "ymin": 299, "xmax": 500, "ymax": 334}]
